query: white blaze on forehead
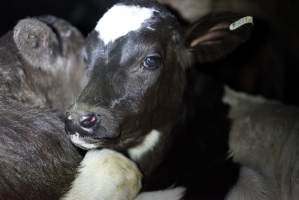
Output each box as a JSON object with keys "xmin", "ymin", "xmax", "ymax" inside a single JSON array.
[
  {"xmin": 128, "ymin": 129, "xmax": 161, "ymax": 161},
  {"xmin": 95, "ymin": 4, "xmax": 156, "ymax": 45}
]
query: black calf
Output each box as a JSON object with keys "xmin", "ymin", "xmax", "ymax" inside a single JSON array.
[{"xmin": 65, "ymin": 0, "xmax": 253, "ymax": 196}]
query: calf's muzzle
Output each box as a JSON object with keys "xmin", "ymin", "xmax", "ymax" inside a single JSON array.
[{"xmin": 65, "ymin": 112, "xmax": 116, "ymax": 140}]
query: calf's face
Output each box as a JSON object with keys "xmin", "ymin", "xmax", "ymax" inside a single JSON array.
[
  {"xmin": 65, "ymin": 0, "xmax": 253, "ymax": 152},
  {"xmin": 66, "ymin": 1, "xmax": 188, "ymax": 150}
]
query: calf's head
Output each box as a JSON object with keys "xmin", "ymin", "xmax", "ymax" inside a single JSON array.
[
  {"xmin": 12, "ymin": 16, "xmax": 86, "ymax": 110},
  {"xmin": 65, "ymin": 0, "xmax": 253, "ymax": 154}
]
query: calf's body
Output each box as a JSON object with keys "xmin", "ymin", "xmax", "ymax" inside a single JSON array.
[
  {"xmin": 0, "ymin": 16, "xmax": 86, "ymax": 199},
  {"xmin": 224, "ymin": 88, "xmax": 299, "ymax": 200},
  {"xmin": 0, "ymin": 100, "xmax": 82, "ymax": 200}
]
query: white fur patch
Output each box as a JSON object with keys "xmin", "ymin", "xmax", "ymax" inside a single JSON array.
[
  {"xmin": 95, "ymin": 4, "xmax": 156, "ymax": 45},
  {"xmin": 69, "ymin": 133, "xmax": 99, "ymax": 150},
  {"xmin": 136, "ymin": 187, "xmax": 186, "ymax": 200},
  {"xmin": 128, "ymin": 130, "xmax": 161, "ymax": 161},
  {"xmin": 61, "ymin": 149, "xmax": 142, "ymax": 200}
]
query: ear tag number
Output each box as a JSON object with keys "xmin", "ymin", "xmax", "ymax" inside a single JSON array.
[{"xmin": 229, "ymin": 16, "xmax": 253, "ymax": 31}]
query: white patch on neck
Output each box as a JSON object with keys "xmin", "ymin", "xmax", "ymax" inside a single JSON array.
[
  {"xmin": 95, "ymin": 4, "xmax": 156, "ymax": 45},
  {"xmin": 128, "ymin": 129, "xmax": 161, "ymax": 161},
  {"xmin": 69, "ymin": 133, "xmax": 99, "ymax": 150}
]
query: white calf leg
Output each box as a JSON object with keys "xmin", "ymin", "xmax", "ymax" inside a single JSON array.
[{"xmin": 62, "ymin": 149, "xmax": 142, "ymax": 200}]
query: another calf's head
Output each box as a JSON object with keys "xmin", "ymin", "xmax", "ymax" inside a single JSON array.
[{"xmin": 12, "ymin": 16, "xmax": 86, "ymax": 110}]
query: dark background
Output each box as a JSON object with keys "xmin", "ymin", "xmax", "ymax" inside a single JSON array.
[{"xmin": 0, "ymin": 0, "xmax": 118, "ymax": 35}]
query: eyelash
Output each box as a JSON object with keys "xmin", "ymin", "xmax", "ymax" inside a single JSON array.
[{"xmin": 141, "ymin": 55, "xmax": 162, "ymax": 71}]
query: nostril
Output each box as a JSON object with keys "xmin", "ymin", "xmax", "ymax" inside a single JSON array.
[
  {"xmin": 79, "ymin": 113, "xmax": 98, "ymax": 129},
  {"xmin": 65, "ymin": 112, "xmax": 73, "ymax": 121}
]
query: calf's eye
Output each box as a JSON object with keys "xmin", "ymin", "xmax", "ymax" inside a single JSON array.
[{"xmin": 142, "ymin": 55, "xmax": 162, "ymax": 70}]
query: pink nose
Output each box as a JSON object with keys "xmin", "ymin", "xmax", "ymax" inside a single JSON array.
[{"xmin": 79, "ymin": 113, "xmax": 98, "ymax": 129}]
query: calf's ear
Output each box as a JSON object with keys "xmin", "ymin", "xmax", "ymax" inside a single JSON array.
[
  {"xmin": 13, "ymin": 18, "xmax": 61, "ymax": 72},
  {"xmin": 185, "ymin": 12, "xmax": 254, "ymax": 64},
  {"xmin": 13, "ymin": 16, "xmax": 84, "ymax": 73}
]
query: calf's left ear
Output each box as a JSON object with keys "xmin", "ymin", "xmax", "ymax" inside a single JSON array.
[{"xmin": 185, "ymin": 12, "xmax": 254, "ymax": 64}]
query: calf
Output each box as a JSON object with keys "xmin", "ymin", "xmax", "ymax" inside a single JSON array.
[
  {"xmin": 64, "ymin": 0, "xmax": 254, "ymax": 198},
  {"xmin": 0, "ymin": 16, "xmax": 88, "ymax": 200}
]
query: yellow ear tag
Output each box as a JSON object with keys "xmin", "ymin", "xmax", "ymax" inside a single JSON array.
[{"xmin": 229, "ymin": 16, "xmax": 253, "ymax": 31}]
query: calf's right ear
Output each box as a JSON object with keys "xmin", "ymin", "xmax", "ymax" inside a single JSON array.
[{"xmin": 185, "ymin": 12, "xmax": 254, "ymax": 64}]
